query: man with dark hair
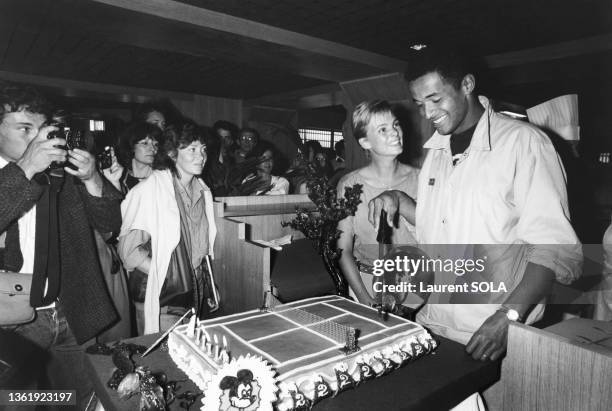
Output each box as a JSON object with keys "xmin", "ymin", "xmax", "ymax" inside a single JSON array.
[
  {"xmin": 0, "ymin": 85, "xmax": 121, "ymax": 406},
  {"xmin": 213, "ymin": 120, "xmax": 238, "ymax": 164},
  {"xmin": 369, "ymin": 49, "xmax": 582, "ymax": 362},
  {"xmin": 404, "ymin": 49, "xmax": 479, "ymax": 92},
  {"xmin": 233, "ymin": 127, "xmax": 259, "ymax": 164}
]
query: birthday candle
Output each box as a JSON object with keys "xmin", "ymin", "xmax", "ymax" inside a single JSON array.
[
  {"xmin": 213, "ymin": 334, "xmax": 220, "ymax": 359},
  {"xmin": 220, "ymin": 350, "xmax": 230, "ymax": 364},
  {"xmin": 188, "ymin": 312, "xmax": 197, "ymax": 337}
]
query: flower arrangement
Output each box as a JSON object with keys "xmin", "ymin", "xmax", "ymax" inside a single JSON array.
[
  {"xmin": 282, "ymin": 166, "xmax": 362, "ymax": 295},
  {"xmin": 87, "ymin": 341, "xmax": 201, "ymax": 410}
]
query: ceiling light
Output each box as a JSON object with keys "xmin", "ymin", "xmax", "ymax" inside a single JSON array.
[{"xmin": 410, "ymin": 44, "xmax": 427, "ymax": 51}]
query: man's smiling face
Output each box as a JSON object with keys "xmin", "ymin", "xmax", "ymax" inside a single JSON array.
[{"xmin": 410, "ymin": 71, "xmax": 471, "ymax": 135}]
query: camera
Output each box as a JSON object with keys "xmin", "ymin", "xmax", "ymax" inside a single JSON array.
[
  {"xmin": 47, "ymin": 124, "xmax": 86, "ymax": 150},
  {"xmin": 97, "ymin": 146, "xmax": 113, "ymax": 170},
  {"xmin": 47, "ymin": 121, "xmax": 86, "ymax": 169}
]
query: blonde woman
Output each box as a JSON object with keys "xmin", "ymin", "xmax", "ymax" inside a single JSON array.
[{"xmin": 337, "ymin": 100, "xmax": 418, "ymax": 305}]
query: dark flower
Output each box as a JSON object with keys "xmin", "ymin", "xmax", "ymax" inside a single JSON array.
[{"xmin": 282, "ymin": 167, "xmax": 362, "ymax": 260}]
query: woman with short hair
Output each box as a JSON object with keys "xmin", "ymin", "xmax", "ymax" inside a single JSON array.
[
  {"xmin": 337, "ymin": 100, "xmax": 418, "ymax": 305},
  {"xmin": 115, "ymin": 121, "xmax": 164, "ymax": 191},
  {"xmin": 118, "ymin": 123, "xmax": 218, "ymax": 335}
]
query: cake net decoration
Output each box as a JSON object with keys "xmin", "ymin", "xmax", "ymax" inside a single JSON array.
[{"xmin": 274, "ymin": 306, "xmax": 358, "ymax": 346}]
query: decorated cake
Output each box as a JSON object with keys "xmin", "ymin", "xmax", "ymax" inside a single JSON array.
[{"xmin": 168, "ymin": 295, "xmax": 437, "ymax": 410}]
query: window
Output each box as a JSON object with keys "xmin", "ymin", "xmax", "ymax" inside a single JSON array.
[
  {"xmin": 298, "ymin": 128, "xmax": 343, "ymax": 148},
  {"xmin": 89, "ymin": 120, "xmax": 105, "ymax": 132}
]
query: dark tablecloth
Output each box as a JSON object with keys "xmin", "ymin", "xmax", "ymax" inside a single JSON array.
[
  {"xmin": 0, "ymin": 327, "xmax": 47, "ymax": 389},
  {"xmin": 85, "ymin": 332, "xmax": 499, "ymax": 411}
]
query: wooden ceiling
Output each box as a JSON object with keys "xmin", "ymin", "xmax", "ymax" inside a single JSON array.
[
  {"xmin": 179, "ymin": 0, "xmax": 611, "ymax": 57},
  {"xmin": 0, "ymin": 0, "xmax": 611, "ymax": 108}
]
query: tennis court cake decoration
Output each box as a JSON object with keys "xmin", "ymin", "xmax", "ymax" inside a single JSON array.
[{"xmin": 168, "ymin": 296, "xmax": 437, "ymax": 410}]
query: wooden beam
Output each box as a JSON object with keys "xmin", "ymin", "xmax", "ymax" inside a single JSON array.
[
  {"xmin": 0, "ymin": 0, "xmax": 387, "ymax": 83},
  {"xmin": 91, "ymin": 0, "xmax": 407, "ymax": 73},
  {"xmin": 0, "ymin": 69, "xmax": 222, "ymax": 103},
  {"xmin": 340, "ymin": 73, "xmax": 411, "ymax": 106},
  {"xmin": 247, "ymin": 35, "xmax": 612, "ymax": 108},
  {"xmin": 248, "ymin": 91, "xmax": 346, "ymax": 110},
  {"xmin": 245, "ymin": 84, "xmax": 343, "ymax": 109},
  {"xmin": 485, "ymin": 33, "xmax": 612, "ymax": 68},
  {"xmin": 487, "ymin": 50, "xmax": 612, "ymax": 89}
]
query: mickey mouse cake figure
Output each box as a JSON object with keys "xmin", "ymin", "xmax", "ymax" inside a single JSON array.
[{"xmin": 219, "ymin": 369, "xmax": 257, "ymax": 409}]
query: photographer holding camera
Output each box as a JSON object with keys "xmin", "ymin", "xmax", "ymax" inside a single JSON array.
[{"xmin": 0, "ymin": 85, "xmax": 121, "ymax": 407}]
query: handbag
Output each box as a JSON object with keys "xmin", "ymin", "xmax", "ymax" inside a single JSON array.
[{"xmin": 0, "ymin": 271, "xmax": 35, "ymax": 326}]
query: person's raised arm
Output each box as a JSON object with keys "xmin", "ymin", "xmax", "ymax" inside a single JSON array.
[
  {"xmin": 66, "ymin": 148, "xmax": 123, "ymax": 233},
  {"xmin": 65, "ymin": 148, "xmax": 104, "ymax": 197},
  {"xmin": 367, "ymin": 190, "xmax": 416, "ymax": 229},
  {"xmin": 1, "ymin": 126, "xmax": 65, "ymax": 231},
  {"xmin": 101, "ymin": 147, "xmax": 125, "ymax": 193},
  {"xmin": 15, "ymin": 125, "xmax": 67, "ymax": 180}
]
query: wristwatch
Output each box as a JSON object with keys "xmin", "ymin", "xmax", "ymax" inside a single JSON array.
[{"xmin": 497, "ymin": 306, "xmax": 522, "ymax": 322}]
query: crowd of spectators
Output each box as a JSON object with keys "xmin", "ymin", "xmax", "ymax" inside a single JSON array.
[
  {"xmin": 2, "ymin": 45, "xmax": 607, "ymax": 410},
  {"xmin": 0, "ymin": 85, "xmax": 349, "ymax": 402}
]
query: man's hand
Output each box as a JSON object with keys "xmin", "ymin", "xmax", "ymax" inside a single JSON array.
[
  {"xmin": 65, "ymin": 148, "xmax": 98, "ymax": 181},
  {"xmin": 368, "ymin": 190, "xmax": 400, "ymax": 229},
  {"xmin": 465, "ymin": 310, "xmax": 509, "ymax": 361},
  {"xmin": 65, "ymin": 148, "xmax": 103, "ymax": 196},
  {"xmin": 101, "ymin": 148, "xmax": 124, "ymax": 190},
  {"xmin": 16, "ymin": 126, "xmax": 67, "ymax": 179}
]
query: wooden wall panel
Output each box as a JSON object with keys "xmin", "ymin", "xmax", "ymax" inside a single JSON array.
[
  {"xmin": 170, "ymin": 94, "xmax": 242, "ymax": 127},
  {"xmin": 211, "ymin": 196, "xmax": 313, "ymax": 315},
  {"xmin": 498, "ymin": 323, "xmax": 612, "ymax": 411},
  {"xmin": 211, "ymin": 216, "xmax": 269, "ymax": 315},
  {"xmin": 232, "ymin": 214, "xmax": 305, "ymax": 242}
]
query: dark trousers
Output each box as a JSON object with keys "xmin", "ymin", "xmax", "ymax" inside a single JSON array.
[{"xmin": 1, "ymin": 304, "xmax": 93, "ymax": 410}]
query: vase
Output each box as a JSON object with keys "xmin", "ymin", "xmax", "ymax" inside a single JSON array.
[
  {"xmin": 321, "ymin": 249, "xmax": 349, "ymax": 297},
  {"xmin": 318, "ymin": 223, "xmax": 349, "ymax": 298}
]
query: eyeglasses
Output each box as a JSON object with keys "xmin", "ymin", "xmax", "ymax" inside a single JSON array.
[{"xmin": 240, "ymin": 135, "xmax": 256, "ymax": 141}]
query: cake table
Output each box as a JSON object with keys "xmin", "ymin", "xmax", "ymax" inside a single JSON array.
[{"xmin": 85, "ymin": 308, "xmax": 500, "ymax": 410}]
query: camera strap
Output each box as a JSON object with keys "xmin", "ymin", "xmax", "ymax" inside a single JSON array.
[{"xmin": 30, "ymin": 173, "xmax": 62, "ymax": 307}]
